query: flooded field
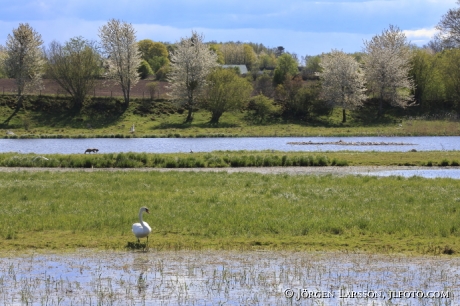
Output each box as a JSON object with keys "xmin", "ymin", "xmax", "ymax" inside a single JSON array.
[{"xmin": 0, "ymin": 250, "xmax": 458, "ymax": 305}]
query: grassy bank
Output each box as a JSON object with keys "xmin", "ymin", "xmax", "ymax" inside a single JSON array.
[
  {"xmin": 1, "ymin": 170, "xmax": 459, "ymax": 255},
  {"xmin": 1, "ymin": 151, "xmax": 460, "ymax": 168},
  {"xmin": 2, "ymin": 95, "xmax": 460, "ymax": 137}
]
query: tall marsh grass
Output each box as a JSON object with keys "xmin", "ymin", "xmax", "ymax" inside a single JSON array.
[
  {"xmin": 2, "ymin": 150, "xmax": 460, "ymax": 168},
  {"xmin": 0, "ymin": 152, "xmax": 345, "ymax": 168},
  {"xmin": 0, "ymin": 170, "xmax": 459, "ymax": 254}
]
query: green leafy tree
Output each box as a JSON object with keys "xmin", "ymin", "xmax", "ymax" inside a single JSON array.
[
  {"xmin": 45, "ymin": 37, "xmax": 101, "ymax": 110},
  {"xmin": 275, "ymin": 74, "xmax": 317, "ymax": 119},
  {"xmin": 439, "ymin": 48, "xmax": 460, "ymax": 116},
  {"xmin": 258, "ymin": 52, "xmax": 277, "ymax": 70},
  {"xmin": 201, "ymin": 67, "xmax": 252, "ymax": 124},
  {"xmin": 209, "ymin": 44, "xmax": 224, "ymax": 64},
  {"xmin": 409, "ymin": 48, "xmax": 444, "ymax": 110},
  {"xmin": 137, "ymin": 59, "xmax": 154, "ymax": 79},
  {"xmin": 247, "ymin": 94, "xmax": 280, "ymax": 123},
  {"xmin": 138, "ymin": 40, "xmax": 170, "ymax": 78},
  {"xmin": 243, "ymin": 44, "xmax": 257, "ymax": 70},
  {"xmin": 302, "ymin": 55, "xmax": 321, "ymax": 80},
  {"xmin": 273, "ymin": 53, "xmax": 298, "ymax": 85},
  {"xmin": 254, "ymin": 73, "xmax": 275, "ymax": 98},
  {"xmin": 148, "ymin": 56, "xmax": 168, "ymax": 75},
  {"xmin": 147, "ymin": 81, "xmax": 159, "ymax": 100},
  {"xmin": 0, "ymin": 47, "xmax": 7, "ymax": 78},
  {"xmin": 138, "ymin": 39, "xmax": 168, "ymax": 60}
]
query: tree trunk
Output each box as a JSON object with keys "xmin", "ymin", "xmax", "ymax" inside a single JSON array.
[
  {"xmin": 210, "ymin": 112, "xmax": 222, "ymax": 124},
  {"xmin": 185, "ymin": 106, "xmax": 193, "ymax": 123},
  {"xmin": 15, "ymin": 94, "xmax": 24, "ymax": 111},
  {"xmin": 185, "ymin": 91, "xmax": 194, "ymax": 123},
  {"xmin": 342, "ymin": 108, "xmax": 346, "ymax": 123},
  {"xmin": 377, "ymin": 92, "xmax": 384, "ymax": 118}
]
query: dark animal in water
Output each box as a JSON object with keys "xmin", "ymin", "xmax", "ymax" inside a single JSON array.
[{"xmin": 85, "ymin": 148, "xmax": 99, "ymax": 154}]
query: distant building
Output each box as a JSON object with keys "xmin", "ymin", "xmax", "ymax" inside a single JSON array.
[{"xmin": 221, "ymin": 65, "xmax": 248, "ymax": 75}]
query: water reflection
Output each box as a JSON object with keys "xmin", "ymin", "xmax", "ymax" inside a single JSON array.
[{"xmin": 0, "ymin": 250, "xmax": 458, "ymax": 305}]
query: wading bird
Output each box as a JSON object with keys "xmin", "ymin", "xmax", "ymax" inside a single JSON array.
[{"xmin": 132, "ymin": 207, "xmax": 152, "ymax": 244}]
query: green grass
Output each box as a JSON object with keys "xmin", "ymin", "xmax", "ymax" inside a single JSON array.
[
  {"xmin": 1, "ymin": 170, "xmax": 459, "ymax": 255},
  {"xmin": 2, "ymin": 94, "xmax": 460, "ymax": 137},
  {"xmin": 2, "ymin": 150, "xmax": 460, "ymax": 168}
]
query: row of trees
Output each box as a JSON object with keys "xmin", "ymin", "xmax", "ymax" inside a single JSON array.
[
  {"xmin": 0, "ymin": 21, "xmax": 423, "ymax": 125},
  {"xmin": 167, "ymin": 26, "xmax": 414, "ymax": 124},
  {"xmin": 3, "ymin": 1, "xmax": 460, "ymax": 125},
  {"xmin": 2, "ymin": 19, "xmax": 142, "ymax": 119}
]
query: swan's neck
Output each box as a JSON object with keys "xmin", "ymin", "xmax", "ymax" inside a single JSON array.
[{"xmin": 139, "ymin": 211, "xmax": 146, "ymax": 228}]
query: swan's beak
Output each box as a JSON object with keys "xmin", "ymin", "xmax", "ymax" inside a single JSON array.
[{"xmin": 145, "ymin": 209, "xmax": 150, "ymax": 214}]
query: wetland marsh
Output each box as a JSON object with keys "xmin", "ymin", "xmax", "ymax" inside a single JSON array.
[
  {"xmin": 0, "ymin": 250, "xmax": 458, "ymax": 305},
  {"xmin": 1, "ymin": 155, "xmax": 460, "ymax": 305}
]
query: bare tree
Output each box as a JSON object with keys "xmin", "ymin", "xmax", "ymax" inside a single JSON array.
[
  {"xmin": 363, "ymin": 25, "xmax": 414, "ymax": 117},
  {"xmin": 99, "ymin": 19, "xmax": 141, "ymax": 106},
  {"xmin": 437, "ymin": 1, "xmax": 460, "ymax": 47},
  {"xmin": 168, "ymin": 31, "xmax": 218, "ymax": 122},
  {"xmin": 318, "ymin": 50, "xmax": 366, "ymax": 123},
  {"xmin": 45, "ymin": 37, "xmax": 101, "ymax": 110},
  {"xmin": 4, "ymin": 23, "xmax": 44, "ymax": 114}
]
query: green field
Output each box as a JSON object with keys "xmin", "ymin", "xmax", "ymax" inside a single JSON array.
[{"xmin": 1, "ymin": 170, "xmax": 459, "ymax": 255}]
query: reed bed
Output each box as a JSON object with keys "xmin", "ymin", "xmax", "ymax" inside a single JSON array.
[
  {"xmin": 2, "ymin": 151, "xmax": 460, "ymax": 168},
  {"xmin": 0, "ymin": 152, "xmax": 345, "ymax": 168}
]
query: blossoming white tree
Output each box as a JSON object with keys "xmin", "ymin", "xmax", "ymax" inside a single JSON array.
[
  {"xmin": 318, "ymin": 50, "xmax": 366, "ymax": 123},
  {"xmin": 4, "ymin": 23, "xmax": 44, "ymax": 113},
  {"xmin": 168, "ymin": 31, "xmax": 218, "ymax": 122},
  {"xmin": 99, "ymin": 19, "xmax": 141, "ymax": 106},
  {"xmin": 363, "ymin": 25, "xmax": 414, "ymax": 118}
]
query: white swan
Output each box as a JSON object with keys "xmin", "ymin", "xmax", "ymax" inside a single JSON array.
[{"xmin": 132, "ymin": 207, "xmax": 152, "ymax": 243}]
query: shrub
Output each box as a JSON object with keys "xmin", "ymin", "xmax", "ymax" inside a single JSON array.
[
  {"xmin": 247, "ymin": 94, "xmax": 281, "ymax": 123},
  {"xmin": 146, "ymin": 81, "xmax": 159, "ymax": 100},
  {"xmin": 137, "ymin": 60, "xmax": 154, "ymax": 79}
]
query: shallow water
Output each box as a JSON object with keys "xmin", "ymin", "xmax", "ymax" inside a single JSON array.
[
  {"xmin": 0, "ymin": 250, "xmax": 458, "ymax": 305},
  {"xmin": 356, "ymin": 168, "xmax": 460, "ymax": 179},
  {"xmin": 2, "ymin": 136, "xmax": 460, "ymax": 154}
]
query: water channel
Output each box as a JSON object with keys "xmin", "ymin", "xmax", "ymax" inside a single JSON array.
[
  {"xmin": 2, "ymin": 136, "xmax": 460, "ymax": 179},
  {"xmin": 1, "ymin": 136, "xmax": 460, "ymax": 154}
]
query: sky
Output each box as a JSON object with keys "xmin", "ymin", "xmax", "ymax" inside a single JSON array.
[{"xmin": 0, "ymin": 0, "xmax": 457, "ymax": 58}]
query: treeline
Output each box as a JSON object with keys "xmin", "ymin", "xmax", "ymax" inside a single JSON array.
[{"xmin": 2, "ymin": 1, "xmax": 460, "ymax": 125}]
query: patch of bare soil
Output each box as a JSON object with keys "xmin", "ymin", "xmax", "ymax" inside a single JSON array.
[{"xmin": 0, "ymin": 79, "xmax": 170, "ymax": 99}]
